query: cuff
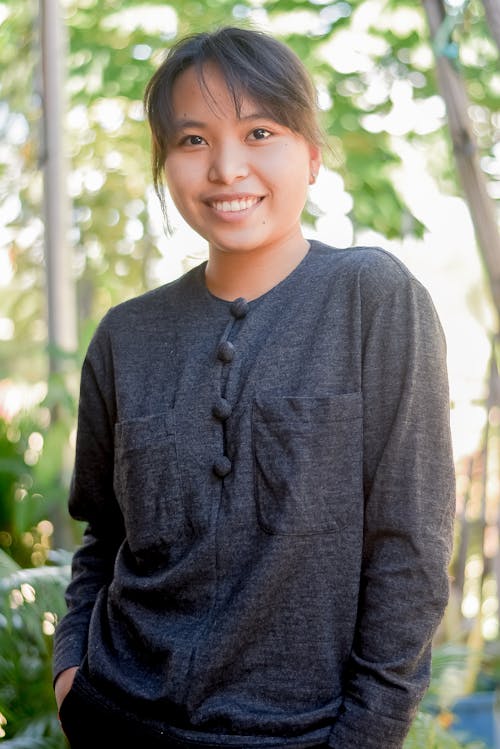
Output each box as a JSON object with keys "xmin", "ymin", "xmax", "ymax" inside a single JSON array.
[{"xmin": 327, "ymin": 699, "xmax": 414, "ymax": 749}]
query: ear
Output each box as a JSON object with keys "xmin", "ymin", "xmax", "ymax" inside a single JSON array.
[{"xmin": 308, "ymin": 144, "xmax": 322, "ymax": 185}]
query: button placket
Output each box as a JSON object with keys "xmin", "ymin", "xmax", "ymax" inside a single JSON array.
[
  {"xmin": 213, "ymin": 455, "xmax": 232, "ymax": 478},
  {"xmin": 212, "ymin": 397, "xmax": 232, "ymax": 421},
  {"xmin": 216, "ymin": 340, "xmax": 235, "ymax": 363},
  {"xmin": 230, "ymin": 297, "xmax": 249, "ymax": 320},
  {"xmin": 212, "ymin": 298, "xmax": 249, "ymax": 478}
]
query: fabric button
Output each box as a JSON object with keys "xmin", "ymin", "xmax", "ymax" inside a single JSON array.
[
  {"xmin": 212, "ymin": 398, "xmax": 232, "ymax": 420},
  {"xmin": 216, "ymin": 340, "xmax": 235, "ymax": 363},
  {"xmin": 230, "ymin": 297, "xmax": 249, "ymax": 319},
  {"xmin": 213, "ymin": 456, "xmax": 232, "ymax": 478}
]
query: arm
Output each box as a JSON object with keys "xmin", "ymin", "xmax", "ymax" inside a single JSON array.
[
  {"xmin": 328, "ymin": 276, "xmax": 456, "ymax": 749},
  {"xmin": 53, "ymin": 321, "xmax": 125, "ymax": 684}
]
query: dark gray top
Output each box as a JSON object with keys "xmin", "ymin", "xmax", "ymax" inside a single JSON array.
[{"xmin": 53, "ymin": 241, "xmax": 456, "ymax": 749}]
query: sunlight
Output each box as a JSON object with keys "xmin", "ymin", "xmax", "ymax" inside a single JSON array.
[
  {"xmin": 0, "ymin": 381, "xmax": 48, "ymax": 422},
  {"xmin": 0, "ymin": 4, "xmax": 9, "ymax": 26},
  {"xmin": 320, "ymin": 29, "xmax": 388, "ymax": 74},
  {"xmin": 100, "ymin": 6, "xmax": 177, "ymax": 36},
  {"xmin": 0, "ymin": 318, "xmax": 13, "ymax": 340}
]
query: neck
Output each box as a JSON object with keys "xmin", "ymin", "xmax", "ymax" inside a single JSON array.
[{"xmin": 205, "ymin": 237, "xmax": 310, "ymax": 302}]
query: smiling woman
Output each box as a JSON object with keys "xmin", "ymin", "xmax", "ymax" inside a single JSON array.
[
  {"xmin": 143, "ymin": 27, "xmax": 324, "ymax": 301},
  {"xmin": 52, "ymin": 25, "xmax": 456, "ymax": 749},
  {"xmin": 161, "ymin": 63, "xmax": 320, "ymax": 300}
]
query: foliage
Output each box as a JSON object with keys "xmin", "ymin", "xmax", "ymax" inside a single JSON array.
[
  {"xmin": 422, "ymin": 640, "xmax": 500, "ymax": 710},
  {"xmin": 0, "ymin": 548, "xmax": 70, "ymax": 745},
  {"xmin": 0, "ymin": 1, "xmax": 499, "ymax": 745},
  {"xmin": 0, "ymin": 543, "xmax": 485, "ymax": 747},
  {"xmin": 1, "ymin": 0, "xmax": 499, "ymax": 381},
  {"xmin": 404, "ymin": 710, "xmax": 487, "ymax": 749},
  {"xmin": 0, "ymin": 355, "xmax": 81, "ymax": 567}
]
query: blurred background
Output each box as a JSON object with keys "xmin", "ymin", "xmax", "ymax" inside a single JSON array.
[{"xmin": 0, "ymin": 0, "xmax": 499, "ymax": 746}]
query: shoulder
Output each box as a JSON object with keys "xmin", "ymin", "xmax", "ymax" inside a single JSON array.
[
  {"xmin": 83, "ymin": 262, "xmax": 205, "ymax": 365},
  {"xmin": 311, "ymin": 242, "xmax": 436, "ymax": 328},
  {"xmin": 108, "ymin": 261, "xmax": 204, "ymax": 325},
  {"xmin": 91, "ymin": 261, "xmax": 205, "ymax": 340},
  {"xmin": 309, "ymin": 240, "xmax": 417, "ymax": 290},
  {"xmin": 308, "ymin": 240, "xmax": 433, "ymax": 309}
]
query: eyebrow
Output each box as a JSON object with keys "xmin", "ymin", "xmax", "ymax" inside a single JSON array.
[{"xmin": 172, "ymin": 112, "xmax": 276, "ymax": 131}]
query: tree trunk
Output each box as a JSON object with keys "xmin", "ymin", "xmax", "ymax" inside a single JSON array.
[
  {"xmin": 40, "ymin": 0, "xmax": 77, "ymax": 552},
  {"xmin": 40, "ymin": 0, "xmax": 77, "ymax": 368},
  {"xmin": 482, "ymin": 0, "xmax": 500, "ymax": 53},
  {"xmin": 422, "ymin": 0, "xmax": 500, "ymax": 324}
]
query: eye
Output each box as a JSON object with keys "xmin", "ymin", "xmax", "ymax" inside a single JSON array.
[
  {"xmin": 180, "ymin": 134, "xmax": 206, "ymax": 146},
  {"xmin": 249, "ymin": 128, "xmax": 272, "ymax": 141}
]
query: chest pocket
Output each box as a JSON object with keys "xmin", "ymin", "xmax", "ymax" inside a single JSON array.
[
  {"xmin": 114, "ymin": 411, "xmax": 182, "ymax": 561},
  {"xmin": 252, "ymin": 392, "xmax": 363, "ymax": 535}
]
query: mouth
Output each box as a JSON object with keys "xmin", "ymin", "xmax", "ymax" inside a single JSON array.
[{"xmin": 208, "ymin": 196, "xmax": 263, "ymax": 214}]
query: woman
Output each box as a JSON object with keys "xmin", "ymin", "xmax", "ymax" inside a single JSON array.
[{"xmin": 53, "ymin": 25, "xmax": 456, "ymax": 749}]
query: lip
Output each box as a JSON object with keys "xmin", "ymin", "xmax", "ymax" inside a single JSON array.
[{"xmin": 204, "ymin": 193, "xmax": 265, "ymax": 219}]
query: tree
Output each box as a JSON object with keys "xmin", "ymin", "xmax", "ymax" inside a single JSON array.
[
  {"xmin": 423, "ymin": 0, "xmax": 500, "ymax": 322},
  {"xmin": 1, "ymin": 0, "xmax": 498, "ymax": 368},
  {"xmin": 0, "ymin": 0, "xmax": 498, "ymax": 564},
  {"xmin": 0, "ymin": 0, "xmax": 499, "ymax": 743},
  {"xmin": 481, "ymin": 0, "xmax": 500, "ymax": 53}
]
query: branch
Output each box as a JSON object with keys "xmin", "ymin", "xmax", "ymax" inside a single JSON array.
[{"xmin": 422, "ymin": 0, "xmax": 500, "ymax": 323}]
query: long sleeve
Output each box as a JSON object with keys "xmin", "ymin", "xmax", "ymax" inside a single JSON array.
[
  {"xmin": 52, "ymin": 245, "xmax": 457, "ymax": 745},
  {"xmin": 53, "ymin": 320, "xmax": 124, "ymax": 682},
  {"xmin": 328, "ymin": 275, "xmax": 456, "ymax": 748}
]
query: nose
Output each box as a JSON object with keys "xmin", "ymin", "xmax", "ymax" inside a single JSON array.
[{"xmin": 208, "ymin": 140, "xmax": 249, "ymax": 184}]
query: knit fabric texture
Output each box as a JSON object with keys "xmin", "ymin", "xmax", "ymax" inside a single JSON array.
[{"xmin": 53, "ymin": 242, "xmax": 456, "ymax": 749}]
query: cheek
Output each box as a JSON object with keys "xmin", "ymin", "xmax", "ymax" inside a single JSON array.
[
  {"xmin": 164, "ymin": 157, "xmax": 200, "ymax": 201},
  {"xmin": 262, "ymin": 146, "xmax": 311, "ymax": 188}
]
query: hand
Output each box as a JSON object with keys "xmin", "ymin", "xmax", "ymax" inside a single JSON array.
[{"xmin": 54, "ymin": 666, "xmax": 78, "ymax": 712}]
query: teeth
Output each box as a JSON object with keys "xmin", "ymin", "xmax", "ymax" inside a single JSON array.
[{"xmin": 212, "ymin": 197, "xmax": 259, "ymax": 212}]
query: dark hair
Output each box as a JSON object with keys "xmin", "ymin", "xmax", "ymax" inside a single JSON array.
[{"xmin": 143, "ymin": 26, "xmax": 325, "ymax": 215}]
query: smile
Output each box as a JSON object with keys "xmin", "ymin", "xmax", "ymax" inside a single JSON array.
[{"xmin": 210, "ymin": 196, "xmax": 262, "ymax": 213}]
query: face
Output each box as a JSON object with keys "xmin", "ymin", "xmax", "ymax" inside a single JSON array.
[{"xmin": 163, "ymin": 64, "xmax": 320, "ymax": 259}]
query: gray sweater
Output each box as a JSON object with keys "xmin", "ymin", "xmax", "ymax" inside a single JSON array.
[{"xmin": 53, "ymin": 241, "xmax": 456, "ymax": 748}]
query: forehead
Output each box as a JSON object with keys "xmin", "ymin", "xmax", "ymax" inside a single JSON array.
[{"xmin": 171, "ymin": 63, "xmax": 261, "ymax": 120}]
